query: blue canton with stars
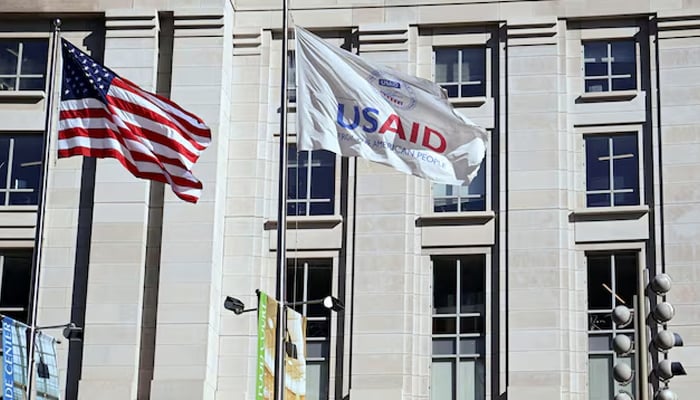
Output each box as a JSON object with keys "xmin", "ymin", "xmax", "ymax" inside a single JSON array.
[{"xmin": 61, "ymin": 39, "xmax": 115, "ymax": 103}]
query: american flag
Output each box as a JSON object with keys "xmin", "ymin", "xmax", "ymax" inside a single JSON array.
[{"xmin": 58, "ymin": 39, "xmax": 211, "ymax": 203}]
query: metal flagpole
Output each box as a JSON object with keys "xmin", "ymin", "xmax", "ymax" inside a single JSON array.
[
  {"xmin": 26, "ymin": 18, "xmax": 61, "ymax": 400},
  {"xmin": 274, "ymin": 0, "xmax": 290, "ymax": 399}
]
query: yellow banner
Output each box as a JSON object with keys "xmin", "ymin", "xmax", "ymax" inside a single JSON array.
[
  {"xmin": 284, "ymin": 308, "xmax": 307, "ymax": 400},
  {"xmin": 256, "ymin": 292, "xmax": 278, "ymax": 400}
]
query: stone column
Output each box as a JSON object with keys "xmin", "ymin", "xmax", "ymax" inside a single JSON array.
[
  {"xmin": 77, "ymin": 10, "xmax": 158, "ymax": 400},
  {"xmin": 350, "ymin": 23, "xmax": 427, "ymax": 400},
  {"xmin": 149, "ymin": 6, "xmax": 231, "ymax": 400},
  {"xmin": 505, "ymin": 19, "xmax": 576, "ymax": 400},
  {"xmin": 656, "ymin": 12, "xmax": 700, "ymax": 397}
]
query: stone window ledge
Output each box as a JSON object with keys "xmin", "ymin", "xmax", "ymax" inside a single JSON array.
[
  {"xmin": 0, "ymin": 90, "xmax": 45, "ymax": 102},
  {"xmin": 416, "ymin": 210, "xmax": 495, "ymax": 227},
  {"xmin": 570, "ymin": 205, "xmax": 648, "ymax": 222},
  {"xmin": 264, "ymin": 215, "xmax": 342, "ymax": 230},
  {"xmin": 578, "ymin": 90, "xmax": 638, "ymax": 102},
  {"xmin": 448, "ymin": 96, "xmax": 487, "ymax": 107},
  {"xmin": 0, "ymin": 205, "xmax": 39, "ymax": 212}
]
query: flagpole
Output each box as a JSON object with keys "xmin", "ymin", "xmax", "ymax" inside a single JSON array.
[
  {"xmin": 26, "ymin": 18, "xmax": 61, "ymax": 400},
  {"xmin": 274, "ymin": 0, "xmax": 290, "ymax": 399}
]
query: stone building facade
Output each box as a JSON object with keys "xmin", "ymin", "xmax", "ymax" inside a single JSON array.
[{"xmin": 0, "ymin": 0, "xmax": 698, "ymax": 399}]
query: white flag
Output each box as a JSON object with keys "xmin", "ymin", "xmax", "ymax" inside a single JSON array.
[{"xmin": 295, "ymin": 26, "xmax": 488, "ymax": 185}]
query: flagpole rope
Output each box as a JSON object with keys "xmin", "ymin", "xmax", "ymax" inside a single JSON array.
[{"xmin": 274, "ymin": 0, "xmax": 290, "ymax": 399}]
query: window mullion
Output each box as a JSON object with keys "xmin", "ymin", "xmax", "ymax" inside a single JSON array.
[
  {"xmin": 305, "ymin": 152, "xmax": 312, "ymax": 216},
  {"xmin": 607, "ymin": 42, "xmax": 613, "ymax": 92},
  {"xmin": 608, "ymin": 137, "xmax": 615, "ymax": 206},
  {"xmin": 6, "ymin": 138, "xmax": 15, "ymax": 205},
  {"xmin": 15, "ymin": 42, "xmax": 24, "ymax": 90}
]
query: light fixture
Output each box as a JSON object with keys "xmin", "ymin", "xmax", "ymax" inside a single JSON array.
[
  {"xmin": 322, "ymin": 295, "xmax": 344, "ymax": 312},
  {"xmin": 224, "ymin": 296, "xmax": 257, "ymax": 315}
]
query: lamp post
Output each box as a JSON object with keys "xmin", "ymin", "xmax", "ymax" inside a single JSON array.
[
  {"xmin": 224, "ymin": 292, "xmax": 344, "ymax": 398},
  {"xmin": 25, "ymin": 322, "xmax": 82, "ymax": 398}
]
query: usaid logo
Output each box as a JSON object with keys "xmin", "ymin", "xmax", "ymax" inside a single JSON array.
[{"xmin": 368, "ymin": 70, "xmax": 416, "ymax": 110}]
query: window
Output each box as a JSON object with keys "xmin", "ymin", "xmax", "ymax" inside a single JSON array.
[
  {"xmin": 0, "ymin": 39, "xmax": 49, "ymax": 91},
  {"xmin": 585, "ymin": 134, "xmax": 639, "ymax": 207},
  {"xmin": 287, "ymin": 144, "xmax": 335, "ymax": 216},
  {"xmin": 434, "ymin": 47, "xmax": 486, "ymax": 98},
  {"xmin": 583, "ymin": 40, "xmax": 636, "ymax": 93},
  {"xmin": 432, "ymin": 255, "xmax": 486, "ymax": 400},
  {"xmin": 587, "ymin": 252, "xmax": 638, "ymax": 400},
  {"xmin": 0, "ymin": 249, "xmax": 33, "ymax": 323},
  {"xmin": 288, "ymin": 51, "xmax": 296, "ymax": 103},
  {"xmin": 286, "ymin": 259, "xmax": 333, "ymax": 400},
  {"xmin": 433, "ymin": 160, "xmax": 486, "ymax": 212},
  {"xmin": 0, "ymin": 133, "xmax": 43, "ymax": 205}
]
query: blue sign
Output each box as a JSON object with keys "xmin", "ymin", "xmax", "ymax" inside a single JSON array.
[{"xmin": 2, "ymin": 316, "xmax": 15, "ymax": 400}]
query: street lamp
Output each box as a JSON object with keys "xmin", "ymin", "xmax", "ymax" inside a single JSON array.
[
  {"xmin": 223, "ymin": 291, "xmax": 345, "ymax": 399},
  {"xmin": 26, "ymin": 322, "xmax": 82, "ymax": 398}
]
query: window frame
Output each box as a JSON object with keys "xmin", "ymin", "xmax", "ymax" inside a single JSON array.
[
  {"xmin": 585, "ymin": 251, "xmax": 641, "ymax": 400},
  {"xmin": 286, "ymin": 142, "xmax": 339, "ymax": 217},
  {"xmin": 0, "ymin": 132, "xmax": 44, "ymax": 206},
  {"xmin": 432, "ymin": 158, "xmax": 488, "ymax": 213},
  {"xmin": 430, "ymin": 253, "xmax": 490, "ymax": 400},
  {"xmin": 583, "ymin": 132, "xmax": 642, "ymax": 208},
  {"xmin": 0, "ymin": 38, "xmax": 50, "ymax": 92},
  {"xmin": 0, "ymin": 248, "xmax": 34, "ymax": 323},
  {"xmin": 286, "ymin": 257, "xmax": 336, "ymax": 400},
  {"xmin": 582, "ymin": 39, "xmax": 637, "ymax": 93},
  {"xmin": 432, "ymin": 46, "xmax": 488, "ymax": 99}
]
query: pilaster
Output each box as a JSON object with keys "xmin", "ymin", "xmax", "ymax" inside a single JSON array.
[
  {"xmin": 77, "ymin": 10, "xmax": 158, "ymax": 400},
  {"xmin": 148, "ymin": 6, "xmax": 231, "ymax": 400},
  {"xmin": 505, "ymin": 17, "xmax": 575, "ymax": 400}
]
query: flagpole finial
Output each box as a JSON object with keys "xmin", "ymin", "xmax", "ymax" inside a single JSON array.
[{"xmin": 53, "ymin": 18, "xmax": 61, "ymax": 29}]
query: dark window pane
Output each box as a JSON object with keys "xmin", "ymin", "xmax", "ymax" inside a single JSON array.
[
  {"xmin": 0, "ymin": 251, "xmax": 33, "ymax": 309},
  {"xmin": 434, "ymin": 198, "xmax": 458, "ymax": 213},
  {"xmin": 307, "ymin": 263, "xmax": 332, "ymax": 317},
  {"xmin": 0, "ymin": 77, "xmax": 15, "ymax": 91},
  {"xmin": 309, "ymin": 150, "xmax": 335, "ymax": 200},
  {"xmin": 587, "ymin": 255, "xmax": 612, "ymax": 310},
  {"xmin": 613, "ymin": 158, "xmax": 638, "ymax": 191},
  {"xmin": 612, "ymin": 77, "xmax": 636, "ymax": 91},
  {"xmin": 433, "ymin": 258, "xmax": 456, "ymax": 314},
  {"xmin": 461, "ymin": 198, "xmax": 485, "ymax": 212},
  {"xmin": 459, "ymin": 337, "xmax": 485, "ymax": 355},
  {"xmin": 9, "ymin": 134, "xmax": 42, "ymax": 205},
  {"xmin": 587, "ymin": 193, "xmax": 611, "ymax": 207},
  {"xmin": 584, "ymin": 42, "xmax": 607, "ymax": 63},
  {"xmin": 435, "ymin": 49, "xmax": 458, "ymax": 83},
  {"xmin": 585, "ymin": 62, "xmax": 608, "ymax": 77},
  {"xmin": 286, "ymin": 263, "xmax": 305, "ymax": 306},
  {"xmin": 460, "ymin": 255, "xmax": 485, "ymax": 313},
  {"xmin": 432, "ymin": 338, "xmax": 456, "ymax": 355},
  {"xmin": 20, "ymin": 40, "xmax": 49, "ymax": 75},
  {"xmin": 612, "ymin": 134, "xmax": 637, "ymax": 155},
  {"xmin": 586, "ymin": 136, "xmax": 610, "ymax": 192},
  {"xmin": 611, "ymin": 41, "xmax": 635, "ymax": 83},
  {"xmin": 0, "ymin": 137, "xmax": 9, "ymax": 189},
  {"xmin": 306, "ymin": 320, "xmax": 329, "ymax": 338},
  {"xmin": 461, "ymin": 48, "xmax": 485, "ymax": 83},
  {"xmin": 309, "ymin": 202, "xmax": 333, "ymax": 215},
  {"xmin": 588, "ymin": 313, "xmax": 612, "ymax": 330},
  {"xmin": 18, "ymin": 77, "xmax": 45, "ymax": 91},
  {"xmin": 441, "ymin": 84, "xmax": 458, "ymax": 98},
  {"xmin": 0, "ymin": 41, "xmax": 19, "ymax": 74},
  {"xmin": 459, "ymin": 315, "xmax": 484, "ymax": 334},
  {"xmin": 614, "ymin": 191, "xmax": 638, "ymax": 206},
  {"xmin": 306, "ymin": 341, "xmax": 329, "ymax": 358},
  {"xmin": 461, "ymin": 83, "xmax": 486, "ymax": 98},
  {"xmin": 433, "ymin": 317, "xmax": 456, "ymax": 334},
  {"xmin": 588, "ymin": 334, "xmax": 612, "ymax": 351},
  {"xmin": 614, "ymin": 253, "xmax": 638, "ymax": 307},
  {"xmin": 287, "ymin": 201, "xmax": 306, "ymax": 216},
  {"xmin": 585, "ymin": 79, "xmax": 608, "ymax": 93}
]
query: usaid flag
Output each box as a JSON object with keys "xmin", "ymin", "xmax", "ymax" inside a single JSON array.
[{"xmin": 295, "ymin": 26, "xmax": 487, "ymax": 185}]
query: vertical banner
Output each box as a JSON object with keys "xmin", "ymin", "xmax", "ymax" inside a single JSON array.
[
  {"xmin": 284, "ymin": 309, "xmax": 307, "ymax": 400},
  {"xmin": 256, "ymin": 292, "xmax": 279, "ymax": 400},
  {"xmin": 2, "ymin": 316, "xmax": 16, "ymax": 400},
  {"xmin": 1, "ymin": 316, "xmax": 61, "ymax": 400}
]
